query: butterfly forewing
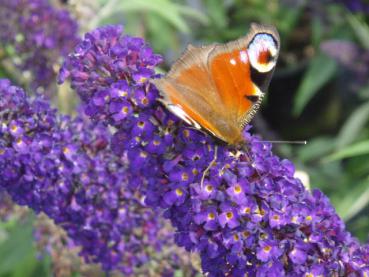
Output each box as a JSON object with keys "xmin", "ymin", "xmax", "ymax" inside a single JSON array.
[
  {"xmin": 159, "ymin": 44, "xmax": 220, "ymax": 105},
  {"xmin": 155, "ymin": 78, "xmax": 222, "ymax": 137},
  {"xmin": 208, "ymin": 44, "xmax": 260, "ymax": 129}
]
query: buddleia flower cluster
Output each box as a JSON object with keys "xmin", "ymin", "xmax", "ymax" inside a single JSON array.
[
  {"xmin": 59, "ymin": 25, "xmax": 369, "ymax": 276},
  {"xmin": 34, "ymin": 214, "xmax": 199, "ymax": 276},
  {"xmin": 0, "ymin": 0, "xmax": 79, "ymax": 93},
  {"xmin": 0, "ymin": 79, "xmax": 198, "ymax": 275}
]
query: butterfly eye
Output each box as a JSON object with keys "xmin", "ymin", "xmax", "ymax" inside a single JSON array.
[{"xmin": 248, "ymin": 33, "xmax": 278, "ymax": 73}]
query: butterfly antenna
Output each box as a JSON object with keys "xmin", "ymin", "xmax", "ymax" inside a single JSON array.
[{"xmin": 200, "ymin": 145, "xmax": 218, "ymax": 189}]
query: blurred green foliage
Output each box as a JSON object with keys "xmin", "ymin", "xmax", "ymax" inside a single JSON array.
[
  {"xmin": 1, "ymin": 0, "xmax": 369, "ymax": 275},
  {"xmin": 0, "ymin": 215, "xmax": 50, "ymax": 277}
]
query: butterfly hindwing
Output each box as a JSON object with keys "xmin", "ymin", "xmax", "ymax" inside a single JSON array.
[{"xmin": 207, "ymin": 24, "xmax": 279, "ymax": 129}]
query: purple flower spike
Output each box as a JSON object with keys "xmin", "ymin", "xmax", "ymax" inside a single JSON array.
[
  {"xmin": 59, "ymin": 25, "xmax": 369, "ymax": 276},
  {"xmin": 0, "ymin": 79, "xmax": 199, "ymax": 276}
]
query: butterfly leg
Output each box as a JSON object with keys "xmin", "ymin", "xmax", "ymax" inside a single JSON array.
[
  {"xmin": 242, "ymin": 143, "xmax": 263, "ymax": 180},
  {"xmin": 200, "ymin": 145, "xmax": 218, "ymax": 188}
]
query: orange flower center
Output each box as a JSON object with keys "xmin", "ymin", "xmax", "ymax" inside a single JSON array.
[
  {"xmin": 175, "ymin": 188, "xmax": 183, "ymax": 196},
  {"xmin": 208, "ymin": 212, "xmax": 215, "ymax": 220},
  {"xmin": 226, "ymin": 212, "xmax": 233, "ymax": 220},
  {"xmin": 234, "ymin": 184, "xmax": 242, "ymax": 194},
  {"xmin": 122, "ymin": 106, "xmax": 129, "ymax": 113},
  {"xmin": 153, "ymin": 140, "xmax": 160, "ymax": 146},
  {"xmin": 205, "ymin": 185, "xmax": 213, "ymax": 192},
  {"xmin": 141, "ymin": 97, "xmax": 149, "ymax": 105}
]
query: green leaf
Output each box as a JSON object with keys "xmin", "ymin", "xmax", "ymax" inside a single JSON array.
[
  {"xmin": 145, "ymin": 12, "xmax": 178, "ymax": 54},
  {"xmin": 91, "ymin": 0, "xmax": 208, "ymax": 33},
  {"xmin": 358, "ymin": 83, "xmax": 369, "ymax": 100},
  {"xmin": 0, "ymin": 220, "xmax": 38, "ymax": 276},
  {"xmin": 297, "ymin": 137, "xmax": 336, "ymax": 162},
  {"xmin": 311, "ymin": 17, "xmax": 323, "ymax": 48},
  {"xmin": 176, "ymin": 5, "xmax": 209, "ymax": 25},
  {"xmin": 204, "ymin": 0, "xmax": 227, "ymax": 29},
  {"xmin": 336, "ymin": 178, "xmax": 369, "ymax": 221},
  {"xmin": 174, "ymin": 270, "xmax": 184, "ymax": 277},
  {"xmin": 293, "ymin": 53, "xmax": 337, "ymax": 116},
  {"xmin": 324, "ymin": 140, "xmax": 369, "ymax": 162},
  {"xmin": 277, "ymin": 2, "xmax": 304, "ymax": 37},
  {"xmin": 0, "ymin": 67, "xmax": 7, "ymax": 78},
  {"xmin": 336, "ymin": 101, "xmax": 369, "ymax": 149},
  {"xmin": 346, "ymin": 13, "xmax": 369, "ymax": 49}
]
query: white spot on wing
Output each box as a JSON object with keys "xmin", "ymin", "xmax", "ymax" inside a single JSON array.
[
  {"xmin": 230, "ymin": 58, "xmax": 236, "ymax": 65},
  {"xmin": 240, "ymin": 51, "xmax": 248, "ymax": 63},
  {"xmin": 167, "ymin": 104, "xmax": 201, "ymax": 129}
]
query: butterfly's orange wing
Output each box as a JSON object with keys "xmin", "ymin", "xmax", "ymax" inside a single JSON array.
[
  {"xmin": 208, "ymin": 46, "xmax": 258, "ymax": 128},
  {"xmin": 153, "ymin": 44, "xmax": 235, "ymax": 141},
  {"xmin": 153, "ymin": 24, "xmax": 280, "ymax": 145}
]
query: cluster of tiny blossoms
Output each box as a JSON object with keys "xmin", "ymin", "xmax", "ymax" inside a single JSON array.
[
  {"xmin": 0, "ymin": 0, "xmax": 79, "ymax": 92},
  {"xmin": 34, "ymin": 214, "xmax": 198, "ymax": 276},
  {"xmin": 0, "ymin": 79, "xmax": 198, "ymax": 275},
  {"xmin": 60, "ymin": 25, "xmax": 369, "ymax": 276}
]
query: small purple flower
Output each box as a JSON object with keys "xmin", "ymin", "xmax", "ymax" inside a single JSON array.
[
  {"xmin": 256, "ymin": 239, "xmax": 282, "ymax": 262},
  {"xmin": 268, "ymin": 211, "xmax": 286, "ymax": 229},
  {"xmin": 109, "ymin": 99, "xmax": 133, "ymax": 122},
  {"xmin": 193, "ymin": 181, "xmax": 220, "ymax": 200},
  {"xmin": 218, "ymin": 202, "xmax": 240, "ymax": 229},
  {"xmin": 289, "ymin": 241, "xmax": 308, "ymax": 265},
  {"xmin": 194, "ymin": 206, "xmax": 219, "ymax": 231},
  {"xmin": 163, "ymin": 186, "xmax": 187, "ymax": 206},
  {"xmin": 8, "ymin": 120, "xmax": 24, "ymax": 137},
  {"xmin": 226, "ymin": 179, "xmax": 249, "ymax": 203}
]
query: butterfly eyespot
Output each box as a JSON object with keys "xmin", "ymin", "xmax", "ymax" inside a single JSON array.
[{"xmin": 248, "ymin": 33, "xmax": 278, "ymax": 73}]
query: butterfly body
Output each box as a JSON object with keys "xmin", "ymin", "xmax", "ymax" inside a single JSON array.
[{"xmin": 153, "ymin": 23, "xmax": 280, "ymax": 145}]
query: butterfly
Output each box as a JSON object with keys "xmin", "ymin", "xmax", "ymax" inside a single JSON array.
[{"xmin": 153, "ymin": 23, "xmax": 280, "ymax": 145}]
